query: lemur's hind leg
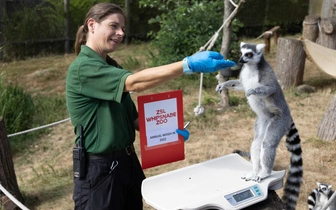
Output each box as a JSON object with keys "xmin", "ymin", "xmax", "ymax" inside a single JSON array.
[
  {"xmin": 257, "ymin": 116, "xmax": 288, "ymax": 181},
  {"xmin": 242, "ymin": 117, "xmax": 264, "ymax": 181}
]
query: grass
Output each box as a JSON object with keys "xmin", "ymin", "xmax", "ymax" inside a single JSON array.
[{"xmin": 0, "ymin": 38, "xmax": 336, "ymax": 210}]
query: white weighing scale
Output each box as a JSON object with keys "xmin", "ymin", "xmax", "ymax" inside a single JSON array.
[{"xmin": 142, "ymin": 153, "xmax": 286, "ymax": 210}]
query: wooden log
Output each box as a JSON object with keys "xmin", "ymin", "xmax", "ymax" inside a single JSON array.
[
  {"xmin": 275, "ymin": 38, "xmax": 306, "ymax": 90},
  {"xmin": 0, "ymin": 117, "xmax": 24, "ymax": 210},
  {"xmin": 316, "ymin": 17, "xmax": 336, "ymax": 49},
  {"xmin": 302, "ymin": 15, "xmax": 320, "ymax": 42},
  {"xmin": 317, "ymin": 95, "xmax": 336, "ymax": 141}
]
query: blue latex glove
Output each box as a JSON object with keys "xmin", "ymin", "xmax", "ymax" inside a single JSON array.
[
  {"xmin": 176, "ymin": 129, "xmax": 190, "ymax": 142},
  {"xmin": 183, "ymin": 51, "xmax": 236, "ymax": 74}
]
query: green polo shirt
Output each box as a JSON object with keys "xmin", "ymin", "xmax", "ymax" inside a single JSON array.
[{"xmin": 66, "ymin": 45, "xmax": 137, "ymax": 154}]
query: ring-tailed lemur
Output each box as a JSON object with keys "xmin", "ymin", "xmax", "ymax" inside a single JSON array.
[
  {"xmin": 216, "ymin": 42, "xmax": 303, "ymax": 210},
  {"xmin": 308, "ymin": 182, "xmax": 336, "ymax": 210}
]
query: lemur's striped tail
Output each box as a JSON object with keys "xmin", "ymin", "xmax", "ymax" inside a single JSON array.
[
  {"xmin": 307, "ymin": 189, "xmax": 318, "ymax": 210},
  {"xmin": 233, "ymin": 149, "xmax": 251, "ymax": 159},
  {"xmin": 282, "ymin": 122, "xmax": 303, "ymax": 210}
]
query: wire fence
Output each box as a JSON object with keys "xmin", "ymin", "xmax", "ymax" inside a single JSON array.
[
  {"xmin": 7, "ymin": 118, "xmax": 70, "ymax": 138},
  {"xmin": 0, "ymin": 117, "xmax": 71, "ymax": 210}
]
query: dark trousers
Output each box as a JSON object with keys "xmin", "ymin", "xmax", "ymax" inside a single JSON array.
[{"xmin": 73, "ymin": 152, "xmax": 146, "ymax": 210}]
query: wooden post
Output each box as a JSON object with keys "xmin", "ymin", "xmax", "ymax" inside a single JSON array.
[
  {"xmin": 0, "ymin": 0, "xmax": 6, "ymax": 60},
  {"xmin": 275, "ymin": 38, "xmax": 306, "ymax": 90},
  {"xmin": 263, "ymin": 26, "xmax": 280, "ymax": 53},
  {"xmin": 0, "ymin": 117, "xmax": 25, "ymax": 210},
  {"xmin": 317, "ymin": 95, "xmax": 336, "ymax": 141},
  {"xmin": 316, "ymin": 17, "xmax": 336, "ymax": 49},
  {"xmin": 124, "ymin": 0, "xmax": 131, "ymax": 44},
  {"xmin": 302, "ymin": 15, "xmax": 320, "ymax": 42},
  {"xmin": 64, "ymin": 0, "xmax": 70, "ymax": 54},
  {"xmin": 264, "ymin": 34, "xmax": 271, "ymax": 53}
]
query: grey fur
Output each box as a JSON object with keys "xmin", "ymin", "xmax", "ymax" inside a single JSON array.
[
  {"xmin": 308, "ymin": 182, "xmax": 336, "ymax": 210},
  {"xmin": 216, "ymin": 42, "xmax": 303, "ymax": 210}
]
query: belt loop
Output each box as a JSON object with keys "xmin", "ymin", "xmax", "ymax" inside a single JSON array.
[{"xmin": 125, "ymin": 144, "xmax": 134, "ymax": 155}]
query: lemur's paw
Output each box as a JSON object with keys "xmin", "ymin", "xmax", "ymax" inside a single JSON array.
[
  {"xmin": 252, "ymin": 176, "xmax": 262, "ymax": 183},
  {"xmin": 246, "ymin": 89, "xmax": 256, "ymax": 97},
  {"xmin": 215, "ymin": 83, "xmax": 226, "ymax": 93},
  {"xmin": 216, "ymin": 81, "xmax": 238, "ymax": 93},
  {"xmin": 256, "ymin": 171, "xmax": 271, "ymax": 181},
  {"xmin": 241, "ymin": 172, "xmax": 257, "ymax": 181}
]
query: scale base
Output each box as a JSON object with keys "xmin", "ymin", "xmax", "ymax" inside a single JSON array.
[{"xmin": 142, "ymin": 153, "xmax": 286, "ymax": 210}]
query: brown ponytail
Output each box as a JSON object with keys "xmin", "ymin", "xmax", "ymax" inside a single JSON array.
[{"xmin": 74, "ymin": 25, "xmax": 87, "ymax": 55}]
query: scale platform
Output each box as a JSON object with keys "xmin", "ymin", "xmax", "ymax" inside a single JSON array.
[{"xmin": 142, "ymin": 153, "xmax": 286, "ymax": 210}]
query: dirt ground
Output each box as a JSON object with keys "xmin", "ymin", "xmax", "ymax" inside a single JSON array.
[{"xmin": 3, "ymin": 43, "xmax": 336, "ymax": 210}]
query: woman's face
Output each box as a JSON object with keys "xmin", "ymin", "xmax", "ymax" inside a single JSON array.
[{"xmin": 87, "ymin": 13, "xmax": 125, "ymax": 56}]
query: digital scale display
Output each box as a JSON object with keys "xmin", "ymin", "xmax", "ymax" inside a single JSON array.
[
  {"xmin": 232, "ymin": 189, "xmax": 254, "ymax": 202},
  {"xmin": 224, "ymin": 184, "xmax": 263, "ymax": 206}
]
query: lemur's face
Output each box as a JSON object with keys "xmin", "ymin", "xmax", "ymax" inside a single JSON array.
[
  {"xmin": 239, "ymin": 42, "xmax": 265, "ymax": 65},
  {"xmin": 317, "ymin": 182, "xmax": 332, "ymax": 195}
]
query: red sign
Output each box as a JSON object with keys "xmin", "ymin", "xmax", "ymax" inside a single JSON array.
[{"xmin": 137, "ymin": 90, "xmax": 185, "ymax": 169}]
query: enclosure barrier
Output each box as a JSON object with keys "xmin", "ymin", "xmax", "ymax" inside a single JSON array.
[
  {"xmin": 1, "ymin": 117, "xmax": 70, "ymax": 209},
  {"xmin": 0, "ymin": 184, "xmax": 29, "ymax": 210}
]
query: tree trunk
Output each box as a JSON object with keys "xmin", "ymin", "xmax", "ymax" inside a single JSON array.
[
  {"xmin": 302, "ymin": 15, "xmax": 320, "ymax": 42},
  {"xmin": 317, "ymin": 95, "xmax": 336, "ymax": 141},
  {"xmin": 309, "ymin": 0, "xmax": 323, "ymax": 16},
  {"xmin": 0, "ymin": 117, "xmax": 24, "ymax": 210},
  {"xmin": 220, "ymin": 0, "xmax": 234, "ymax": 58},
  {"xmin": 275, "ymin": 38, "xmax": 306, "ymax": 90},
  {"xmin": 0, "ymin": 0, "xmax": 6, "ymax": 60},
  {"xmin": 218, "ymin": 0, "xmax": 235, "ymax": 108},
  {"xmin": 316, "ymin": 17, "xmax": 336, "ymax": 49},
  {"xmin": 124, "ymin": 0, "xmax": 131, "ymax": 44},
  {"xmin": 64, "ymin": 0, "xmax": 70, "ymax": 54}
]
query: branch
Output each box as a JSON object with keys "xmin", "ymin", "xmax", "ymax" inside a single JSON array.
[
  {"xmin": 229, "ymin": 0, "xmax": 238, "ymax": 8},
  {"xmin": 224, "ymin": 0, "xmax": 245, "ymax": 28},
  {"xmin": 199, "ymin": 0, "xmax": 245, "ymax": 52},
  {"xmin": 321, "ymin": 191, "xmax": 336, "ymax": 210}
]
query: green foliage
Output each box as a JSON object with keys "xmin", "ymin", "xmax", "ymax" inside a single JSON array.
[
  {"xmin": 33, "ymin": 94, "xmax": 68, "ymax": 125},
  {"xmin": 69, "ymin": 0, "xmax": 119, "ymax": 35},
  {"xmin": 121, "ymin": 57, "xmax": 141, "ymax": 70},
  {"xmin": 143, "ymin": 1, "xmax": 225, "ymax": 66},
  {"xmin": 0, "ymin": 80, "xmax": 35, "ymax": 135},
  {"xmin": 229, "ymin": 95, "xmax": 241, "ymax": 106},
  {"xmin": 1, "ymin": 0, "xmax": 122, "ymax": 60},
  {"xmin": 0, "ymin": 77, "xmax": 68, "ymax": 153},
  {"xmin": 1, "ymin": 0, "xmax": 65, "ymax": 60}
]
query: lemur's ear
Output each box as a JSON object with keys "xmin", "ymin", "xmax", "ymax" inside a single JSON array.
[
  {"xmin": 256, "ymin": 43, "xmax": 266, "ymax": 53},
  {"xmin": 317, "ymin": 182, "xmax": 321, "ymax": 186},
  {"xmin": 240, "ymin": 42, "xmax": 246, "ymax": 48}
]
